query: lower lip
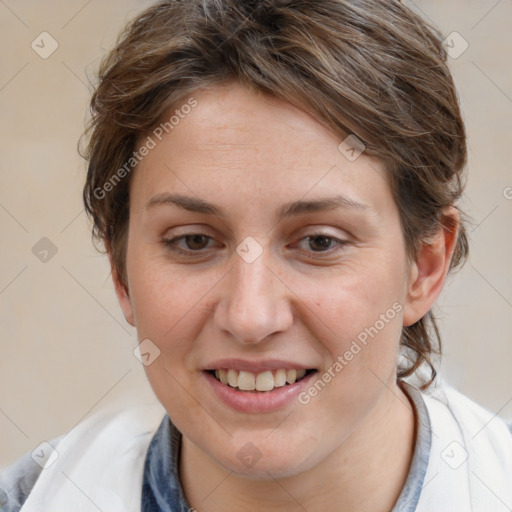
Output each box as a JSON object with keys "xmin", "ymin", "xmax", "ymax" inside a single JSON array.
[{"xmin": 202, "ymin": 370, "xmax": 317, "ymax": 413}]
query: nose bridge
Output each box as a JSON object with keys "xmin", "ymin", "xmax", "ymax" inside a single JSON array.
[{"xmin": 214, "ymin": 245, "xmax": 293, "ymax": 344}]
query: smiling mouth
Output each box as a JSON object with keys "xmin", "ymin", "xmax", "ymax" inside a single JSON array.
[{"xmin": 207, "ymin": 368, "xmax": 316, "ymax": 392}]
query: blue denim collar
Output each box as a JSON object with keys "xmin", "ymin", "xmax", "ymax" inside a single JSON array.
[
  {"xmin": 141, "ymin": 414, "xmax": 191, "ymax": 512},
  {"xmin": 141, "ymin": 382, "xmax": 431, "ymax": 512}
]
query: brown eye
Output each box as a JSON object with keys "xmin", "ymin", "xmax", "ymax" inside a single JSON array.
[
  {"xmin": 162, "ymin": 233, "xmax": 215, "ymax": 255},
  {"xmin": 306, "ymin": 235, "xmax": 337, "ymax": 252},
  {"xmin": 295, "ymin": 232, "xmax": 348, "ymax": 259},
  {"xmin": 183, "ymin": 234, "xmax": 210, "ymax": 250}
]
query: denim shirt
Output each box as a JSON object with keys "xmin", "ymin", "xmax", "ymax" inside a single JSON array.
[
  {"xmin": 0, "ymin": 383, "xmax": 434, "ymax": 512},
  {"xmin": 140, "ymin": 382, "xmax": 432, "ymax": 511}
]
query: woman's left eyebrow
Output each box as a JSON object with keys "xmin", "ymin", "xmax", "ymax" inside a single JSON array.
[{"xmin": 146, "ymin": 193, "xmax": 372, "ymax": 220}]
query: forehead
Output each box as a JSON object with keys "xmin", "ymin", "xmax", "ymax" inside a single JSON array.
[{"xmin": 131, "ymin": 82, "xmax": 394, "ymax": 218}]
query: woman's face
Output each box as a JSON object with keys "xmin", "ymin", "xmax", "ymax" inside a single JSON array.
[{"xmin": 117, "ymin": 81, "xmax": 417, "ymax": 477}]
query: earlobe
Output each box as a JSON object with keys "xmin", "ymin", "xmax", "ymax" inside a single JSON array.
[
  {"xmin": 112, "ymin": 267, "xmax": 135, "ymax": 327},
  {"xmin": 402, "ymin": 208, "xmax": 459, "ymax": 327},
  {"xmin": 106, "ymin": 245, "xmax": 135, "ymax": 327}
]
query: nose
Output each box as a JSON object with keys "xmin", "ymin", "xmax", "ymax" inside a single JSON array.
[{"xmin": 213, "ymin": 247, "xmax": 294, "ymax": 345}]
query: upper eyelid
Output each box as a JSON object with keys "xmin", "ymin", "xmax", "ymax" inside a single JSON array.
[
  {"xmin": 163, "ymin": 231, "xmax": 346, "ymax": 242},
  {"xmin": 163, "ymin": 232, "xmax": 348, "ymax": 252}
]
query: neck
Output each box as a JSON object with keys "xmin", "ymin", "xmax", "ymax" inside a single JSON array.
[{"xmin": 180, "ymin": 381, "xmax": 416, "ymax": 512}]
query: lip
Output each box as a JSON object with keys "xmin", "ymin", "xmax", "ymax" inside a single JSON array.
[
  {"xmin": 202, "ymin": 369, "xmax": 318, "ymax": 414},
  {"xmin": 204, "ymin": 358, "xmax": 313, "ymax": 374}
]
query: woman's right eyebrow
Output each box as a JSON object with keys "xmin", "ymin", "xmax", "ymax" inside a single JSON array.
[{"xmin": 146, "ymin": 193, "xmax": 372, "ymax": 221}]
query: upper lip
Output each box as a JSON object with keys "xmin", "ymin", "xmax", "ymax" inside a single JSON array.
[{"xmin": 204, "ymin": 358, "xmax": 315, "ymax": 373}]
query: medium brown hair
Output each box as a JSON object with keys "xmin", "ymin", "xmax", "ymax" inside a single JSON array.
[{"xmin": 82, "ymin": 0, "xmax": 468, "ymax": 389}]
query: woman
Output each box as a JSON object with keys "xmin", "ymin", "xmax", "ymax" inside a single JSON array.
[{"xmin": 2, "ymin": 0, "xmax": 511, "ymax": 511}]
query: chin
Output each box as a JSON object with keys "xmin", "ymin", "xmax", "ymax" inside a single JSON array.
[{"xmin": 209, "ymin": 435, "xmax": 320, "ymax": 480}]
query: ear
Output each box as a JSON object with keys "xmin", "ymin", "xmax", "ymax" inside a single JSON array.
[
  {"xmin": 402, "ymin": 208, "xmax": 459, "ymax": 327},
  {"xmin": 106, "ymin": 243, "xmax": 135, "ymax": 327}
]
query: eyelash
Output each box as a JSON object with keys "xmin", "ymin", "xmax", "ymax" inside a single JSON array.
[{"xmin": 162, "ymin": 232, "xmax": 348, "ymax": 259}]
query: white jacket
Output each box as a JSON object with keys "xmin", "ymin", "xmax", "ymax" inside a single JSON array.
[
  {"xmin": 417, "ymin": 386, "xmax": 512, "ymax": 510},
  {"xmin": 13, "ymin": 385, "xmax": 512, "ymax": 511}
]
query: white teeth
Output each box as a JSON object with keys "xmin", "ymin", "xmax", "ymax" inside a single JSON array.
[
  {"xmin": 296, "ymin": 369, "xmax": 306, "ymax": 380},
  {"xmin": 274, "ymin": 369, "xmax": 287, "ymax": 387},
  {"xmin": 227, "ymin": 369, "xmax": 238, "ymax": 388},
  {"xmin": 255, "ymin": 371, "xmax": 274, "ymax": 391},
  {"xmin": 213, "ymin": 368, "xmax": 310, "ymax": 391},
  {"xmin": 238, "ymin": 370, "xmax": 256, "ymax": 391},
  {"xmin": 286, "ymin": 369, "xmax": 297, "ymax": 384},
  {"xmin": 219, "ymin": 369, "xmax": 229, "ymax": 385}
]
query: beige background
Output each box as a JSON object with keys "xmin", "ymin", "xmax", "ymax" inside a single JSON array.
[{"xmin": 0, "ymin": 0, "xmax": 511, "ymax": 468}]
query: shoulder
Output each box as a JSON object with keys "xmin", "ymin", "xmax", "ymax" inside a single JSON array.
[
  {"xmin": 415, "ymin": 381, "xmax": 512, "ymax": 509},
  {"xmin": 0, "ymin": 436, "xmax": 62, "ymax": 512},
  {"xmin": 1, "ymin": 402, "xmax": 165, "ymax": 512},
  {"xmin": 428, "ymin": 383, "xmax": 511, "ymax": 429},
  {"xmin": 421, "ymin": 381, "xmax": 512, "ymax": 458}
]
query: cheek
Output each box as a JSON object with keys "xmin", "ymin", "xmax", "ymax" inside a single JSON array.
[
  {"xmin": 294, "ymin": 259, "xmax": 406, "ymax": 396},
  {"xmin": 292, "ymin": 273, "xmax": 404, "ymax": 451},
  {"xmin": 126, "ymin": 263, "xmax": 214, "ymax": 422},
  {"xmin": 128, "ymin": 256, "xmax": 208, "ymax": 339},
  {"xmin": 298, "ymin": 258, "xmax": 405, "ymax": 342}
]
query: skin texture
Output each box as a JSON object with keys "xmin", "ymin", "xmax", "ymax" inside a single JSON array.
[{"xmin": 111, "ymin": 81, "xmax": 458, "ymax": 511}]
